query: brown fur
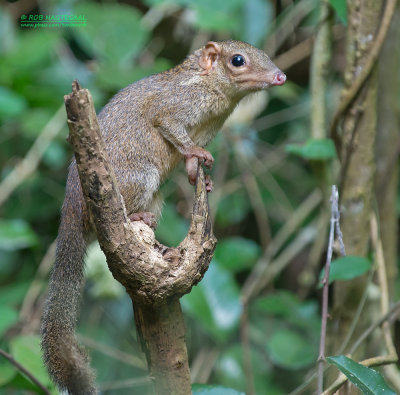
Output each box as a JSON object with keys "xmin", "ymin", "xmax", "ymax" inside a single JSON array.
[{"xmin": 41, "ymin": 40, "xmax": 285, "ymax": 394}]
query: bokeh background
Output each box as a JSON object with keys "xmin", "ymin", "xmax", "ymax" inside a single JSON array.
[{"xmin": 1, "ymin": 0, "xmax": 398, "ymax": 394}]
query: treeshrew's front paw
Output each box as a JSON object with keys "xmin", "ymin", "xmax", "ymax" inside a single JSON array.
[
  {"xmin": 183, "ymin": 146, "xmax": 214, "ymax": 169},
  {"xmin": 184, "ymin": 156, "xmax": 214, "ymax": 191}
]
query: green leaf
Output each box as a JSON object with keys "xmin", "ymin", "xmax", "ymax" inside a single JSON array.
[
  {"xmin": 73, "ymin": 3, "xmax": 149, "ymax": 65},
  {"xmin": 0, "ymin": 87, "xmax": 27, "ymax": 118},
  {"xmin": 0, "ymin": 219, "xmax": 39, "ymax": 251},
  {"xmin": 0, "ymin": 360, "xmax": 16, "ymax": 386},
  {"xmin": 43, "ymin": 141, "xmax": 68, "ymax": 169},
  {"xmin": 4, "ymin": 371, "xmax": 49, "ymax": 393},
  {"xmin": 4, "ymin": 31, "xmax": 60, "ymax": 71},
  {"xmin": 95, "ymin": 58, "xmax": 171, "ymax": 91},
  {"xmin": 266, "ymin": 329, "xmax": 317, "ymax": 369},
  {"xmin": 215, "ymin": 345, "xmax": 258, "ymax": 392},
  {"xmin": 192, "ymin": 0, "xmax": 243, "ymax": 32},
  {"xmin": 329, "ymin": 0, "xmax": 347, "ymax": 24},
  {"xmin": 216, "ymin": 192, "xmax": 250, "ymax": 226},
  {"xmin": 144, "ymin": 0, "xmax": 244, "ymax": 33},
  {"xmin": 214, "ymin": 237, "xmax": 261, "ymax": 272},
  {"xmin": 85, "ymin": 242, "xmax": 125, "ymax": 299},
  {"xmin": 253, "ymin": 291, "xmax": 320, "ymax": 334},
  {"xmin": 285, "ymin": 138, "xmax": 337, "ymax": 160},
  {"xmin": 0, "ymin": 282, "xmax": 30, "ymax": 305},
  {"xmin": 192, "ymin": 384, "xmax": 245, "ymax": 395},
  {"xmin": 214, "ymin": 344, "xmax": 283, "ymax": 395},
  {"xmin": 0, "ymin": 305, "xmax": 19, "ymax": 337},
  {"xmin": 243, "ymin": 0, "xmax": 273, "ymax": 46},
  {"xmin": 319, "ymin": 255, "xmax": 372, "ymax": 286},
  {"xmin": 10, "ymin": 335, "xmax": 52, "ymax": 387},
  {"xmin": 327, "ymin": 355, "xmax": 396, "ymax": 394},
  {"xmin": 143, "ymin": 0, "xmax": 189, "ymax": 6},
  {"xmin": 254, "ymin": 291, "xmax": 302, "ymax": 316},
  {"xmin": 155, "ymin": 203, "xmax": 189, "ymax": 247},
  {"xmin": 20, "ymin": 108, "xmax": 53, "ymax": 138},
  {"xmin": 182, "ymin": 263, "xmax": 242, "ymax": 343}
]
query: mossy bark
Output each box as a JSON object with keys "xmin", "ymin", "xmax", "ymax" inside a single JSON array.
[{"xmin": 331, "ymin": 0, "xmax": 383, "ymax": 391}]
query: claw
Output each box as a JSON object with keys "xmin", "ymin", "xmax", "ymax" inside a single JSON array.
[
  {"xmin": 205, "ymin": 174, "xmax": 214, "ymax": 192},
  {"xmin": 129, "ymin": 212, "xmax": 157, "ymax": 229}
]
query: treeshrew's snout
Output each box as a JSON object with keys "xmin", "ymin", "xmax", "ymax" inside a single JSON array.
[{"xmin": 272, "ymin": 71, "xmax": 286, "ymax": 86}]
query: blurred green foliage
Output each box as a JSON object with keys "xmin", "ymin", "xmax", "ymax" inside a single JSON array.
[{"xmin": 1, "ymin": 0, "xmax": 389, "ymax": 394}]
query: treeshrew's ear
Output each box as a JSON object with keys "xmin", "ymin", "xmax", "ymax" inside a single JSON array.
[{"xmin": 199, "ymin": 42, "xmax": 221, "ymax": 75}]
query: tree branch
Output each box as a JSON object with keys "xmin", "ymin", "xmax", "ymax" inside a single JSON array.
[
  {"xmin": 317, "ymin": 185, "xmax": 345, "ymax": 394},
  {"xmin": 64, "ymin": 80, "xmax": 217, "ymax": 394}
]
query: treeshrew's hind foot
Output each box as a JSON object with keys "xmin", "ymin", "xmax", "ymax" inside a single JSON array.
[{"xmin": 129, "ymin": 212, "xmax": 157, "ymax": 229}]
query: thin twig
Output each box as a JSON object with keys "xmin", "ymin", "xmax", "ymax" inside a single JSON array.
[
  {"xmin": 234, "ymin": 150, "xmax": 271, "ymax": 249},
  {"xmin": 248, "ymin": 224, "xmax": 316, "ymax": 298},
  {"xmin": 242, "ymin": 190, "xmax": 322, "ymax": 304},
  {"xmin": 99, "ymin": 376, "xmax": 152, "ymax": 391},
  {"xmin": 265, "ymin": 0, "xmax": 317, "ymax": 56},
  {"xmin": 349, "ymin": 301, "xmax": 400, "ymax": 356},
  {"xmin": 310, "ymin": 0, "xmax": 333, "ymax": 140},
  {"xmin": 317, "ymin": 186, "xmax": 341, "ymax": 394},
  {"xmin": 0, "ymin": 348, "xmax": 50, "ymax": 394},
  {"xmin": 99, "ymin": 376, "xmax": 151, "ymax": 392},
  {"xmin": 252, "ymin": 102, "xmax": 309, "ymax": 132},
  {"xmin": 0, "ymin": 105, "xmax": 65, "ymax": 207},
  {"xmin": 274, "ymin": 24, "xmax": 345, "ymax": 71},
  {"xmin": 371, "ymin": 213, "xmax": 396, "ymax": 355},
  {"xmin": 78, "ymin": 334, "xmax": 146, "ymax": 369},
  {"xmin": 371, "ymin": 212, "xmax": 400, "ymax": 391},
  {"xmin": 337, "ymin": 269, "xmax": 373, "ymax": 355},
  {"xmin": 20, "ymin": 240, "xmax": 56, "ymax": 322},
  {"xmin": 190, "ymin": 348, "xmax": 220, "ymax": 383}
]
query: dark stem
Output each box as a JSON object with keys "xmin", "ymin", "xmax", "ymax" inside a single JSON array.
[
  {"xmin": 317, "ymin": 185, "xmax": 343, "ymax": 394},
  {"xmin": 0, "ymin": 348, "xmax": 50, "ymax": 395},
  {"xmin": 240, "ymin": 304, "xmax": 255, "ymax": 395}
]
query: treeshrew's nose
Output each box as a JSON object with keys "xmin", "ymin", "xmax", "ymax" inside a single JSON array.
[{"xmin": 272, "ymin": 71, "xmax": 286, "ymax": 86}]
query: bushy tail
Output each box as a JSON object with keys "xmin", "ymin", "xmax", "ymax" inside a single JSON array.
[{"xmin": 41, "ymin": 165, "xmax": 97, "ymax": 395}]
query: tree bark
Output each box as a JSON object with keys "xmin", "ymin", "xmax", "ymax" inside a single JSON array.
[
  {"xmin": 64, "ymin": 80, "xmax": 217, "ymax": 395},
  {"xmin": 331, "ymin": 0, "xmax": 383, "ymax": 391},
  {"xmin": 376, "ymin": 4, "xmax": 400, "ymax": 299},
  {"xmin": 134, "ymin": 302, "xmax": 191, "ymax": 394}
]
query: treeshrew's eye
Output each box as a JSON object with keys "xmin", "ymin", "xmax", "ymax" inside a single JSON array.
[{"xmin": 231, "ymin": 54, "xmax": 245, "ymax": 67}]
